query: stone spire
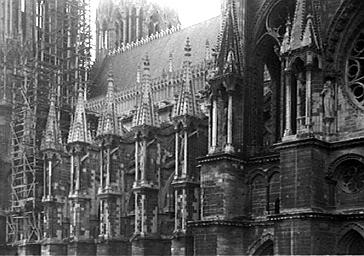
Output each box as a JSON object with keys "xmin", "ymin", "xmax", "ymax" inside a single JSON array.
[
  {"xmin": 132, "ymin": 55, "xmax": 160, "ymax": 128},
  {"xmin": 284, "ymin": 0, "xmax": 321, "ymax": 52},
  {"xmin": 97, "ymin": 68, "xmax": 121, "ymax": 137},
  {"xmin": 215, "ymin": 0, "xmax": 242, "ymax": 76},
  {"xmin": 290, "ymin": 0, "xmax": 306, "ymax": 50},
  {"xmin": 173, "ymin": 38, "xmax": 200, "ymax": 118},
  {"xmin": 205, "ymin": 39, "xmax": 212, "ymax": 62},
  {"xmin": 68, "ymin": 88, "xmax": 92, "ymax": 144},
  {"xmin": 41, "ymin": 90, "xmax": 62, "ymax": 152},
  {"xmin": 301, "ymin": 13, "xmax": 319, "ymax": 48}
]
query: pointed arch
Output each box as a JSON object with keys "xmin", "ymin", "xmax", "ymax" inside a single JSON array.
[
  {"xmin": 253, "ymin": 31, "xmax": 283, "ymax": 148},
  {"xmin": 126, "ymin": 190, "xmax": 135, "ymax": 215},
  {"xmin": 159, "ymin": 171, "xmax": 175, "ymax": 212},
  {"xmin": 251, "ymin": 172, "xmax": 267, "ymax": 217},
  {"xmin": 248, "ymin": 168, "xmax": 266, "ymax": 184},
  {"xmin": 336, "ymin": 224, "xmax": 364, "ymax": 255},
  {"xmin": 247, "ymin": 233, "xmax": 274, "ymax": 256},
  {"xmin": 267, "ymin": 167, "xmax": 280, "ymax": 214}
]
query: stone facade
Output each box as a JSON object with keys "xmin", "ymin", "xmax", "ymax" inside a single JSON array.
[{"xmin": 1, "ymin": 0, "xmax": 364, "ymax": 255}]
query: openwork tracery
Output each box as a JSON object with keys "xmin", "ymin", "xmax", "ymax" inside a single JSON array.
[
  {"xmin": 336, "ymin": 159, "xmax": 364, "ymax": 194},
  {"xmin": 346, "ymin": 29, "xmax": 364, "ymax": 109}
]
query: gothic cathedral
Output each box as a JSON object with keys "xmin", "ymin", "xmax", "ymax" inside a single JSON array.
[{"xmin": 1, "ymin": 0, "xmax": 364, "ymax": 255}]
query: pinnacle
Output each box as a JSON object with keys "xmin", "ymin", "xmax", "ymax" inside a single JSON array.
[
  {"xmin": 67, "ymin": 88, "xmax": 92, "ymax": 144},
  {"xmin": 41, "ymin": 89, "xmax": 62, "ymax": 152}
]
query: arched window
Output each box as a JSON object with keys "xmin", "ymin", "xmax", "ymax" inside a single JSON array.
[
  {"xmin": 335, "ymin": 159, "xmax": 364, "ymax": 194},
  {"xmin": 330, "ymin": 157, "xmax": 364, "ymax": 211},
  {"xmin": 253, "ymin": 239, "xmax": 274, "ymax": 256},
  {"xmin": 155, "ymin": 23, "xmax": 160, "ymax": 33},
  {"xmin": 115, "ymin": 22, "xmax": 120, "ymax": 48},
  {"xmin": 346, "ymin": 29, "xmax": 364, "ymax": 109},
  {"xmin": 268, "ymin": 171, "xmax": 280, "ymax": 214},
  {"xmin": 252, "ymin": 0, "xmax": 295, "ymax": 150},
  {"xmin": 337, "ymin": 229, "xmax": 364, "ymax": 255},
  {"xmin": 291, "ymin": 57, "xmax": 305, "ymax": 134},
  {"xmin": 251, "ymin": 174, "xmax": 267, "ymax": 217},
  {"xmin": 148, "ymin": 21, "xmax": 154, "ymax": 36},
  {"xmin": 131, "ymin": 7, "xmax": 137, "ymax": 42}
]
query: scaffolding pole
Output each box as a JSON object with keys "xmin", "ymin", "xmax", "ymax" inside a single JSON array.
[{"xmin": 2, "ymin": 0, "xmax": 91, "ymax": 245}]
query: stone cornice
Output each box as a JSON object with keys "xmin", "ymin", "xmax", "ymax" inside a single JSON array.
[
  {"xmin": 197, "ymin": 152, "xmax": 246, "ymax": 165},
  {"xmin": 188, "ymin": 212, "xmax": 364, "ymax": 228},
  {"xmin": 247, "ymin": 153, "xmax": 280, "ymax": 165},
  {"xmin": 274, "ymin": 137, "xmax": 330, "ymax": 150},
  {"xmin": 274, "ymin": 137, "xmax": 364, "ymax": 151}
]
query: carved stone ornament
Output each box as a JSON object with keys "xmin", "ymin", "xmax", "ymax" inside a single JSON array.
[
  {"xmin": 337, "ymin": 160, "xmax": 364, "ymax": 194},
  {"xmin": 346, "ymin": 29, "xmax": 364, "ymax": 109}
]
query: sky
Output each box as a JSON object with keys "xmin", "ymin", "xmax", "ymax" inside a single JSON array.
[
  {"xmin": 89, "ymin": 0, "xmax": 221, "ymax": 60},
  {"xmin": 90, "ymin": 0, "xmax": 222, "ymax": 27},
  {"xmin": 147, "ymin": 0, "xmax": 221, "ymax": 27}
]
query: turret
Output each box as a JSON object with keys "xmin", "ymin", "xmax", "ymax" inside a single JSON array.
[
  {"xmin": 170, "ymin": 38, "xmax": 207, "ymax": 255},
  {"xmin": 280, "ymin": 0, "xmax": 323, "ymax": 138},
  {"xmin": 208, "ymin": 0, "xmax": 244, "ymax": 154}
]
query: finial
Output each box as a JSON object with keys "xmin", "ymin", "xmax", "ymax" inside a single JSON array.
[
  {"xmin": 41, "ymin": 87, "xmax": 62, "ymax": 152},
  {"xmin": 184, "ymin": 37, "xmax": 191, "ymax": 58},
  {"xmin": 144, "ymin": 54, "xmax": 150, "ymax": 70},
  {"xmin": 205, "ymin": 39, "xmax": 211, "ymax": 61},
  {"xmin": 108, "ymin": 70, "xmax": 113, "ymax": 80},
  {"xmin": 168, "ymin": 52, "xmax": 173, "ymax": 73},
  {"xmin": 173, "ymin": 37, "xmax": 200, "ymax": 118},
  {"xmin": 132, "ymin": 55, "xmax": 160, "ymax": 128},
  {"xmin": 137, "ymin": 64, "xmax": 141, "ymax": 83},
  {"xmin": 67, "ymin": 87, "xmax": 92, "ymax": 144}
]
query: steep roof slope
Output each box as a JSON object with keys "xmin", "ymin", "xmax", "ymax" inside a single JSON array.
[{"xmin": 91, "ymin": 16, "xmax": 221, "ymax": 98}]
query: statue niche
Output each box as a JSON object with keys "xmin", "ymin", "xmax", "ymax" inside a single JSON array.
[{"xmin": 320, "ymin": 79, "xmax": 336, "ymax": 134}]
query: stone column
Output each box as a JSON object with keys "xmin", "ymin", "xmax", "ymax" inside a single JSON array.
[
  {"xmin": 100, "ymin": 150, "xmax": 104, "ymax": 189},
  {"xmin": 284, "ymin": 68, "xmax": 292, "ymax": 137},
  {"xmin": 136, "ymin": 8, "xmax": 140, "ymax": 40},
  {"xmin": 174, "ymin": 131, "xmax": 179, "ymax": 178},
  {"xmin": 225, "ymin": 91, "xmax": 234, "ymax": 153},
  {"xmin": 141, "ymin": 140, "xmax": 146, "ymax": 183},
  {"xmin": 305, "ymin": 52, "xmax": 313, "ymax": 130},
  {"xmin": 182, "ymin": 129, "xmax": 188, "ymax": 177},
  {"xmin": 70, "ymin": 155, "xmax": 74, "ymax": 193},
  {"xmin": 106, "ymin": 147, "xmax": 110, "ymax": 189},
  {"xmin": 128, "ymin": 9, "xmax": 133, "ymax": 43},
  {"xmin": 135, "ymin": 140, "xmax": 139, "ymax": 182},
  {"xmin": 48, "ymin": 160, "xmax": 52, "ymax": 198},
  {"xmin": 123, "ymin": 17, "xmax": 127, "ymax": 44},
  {"xmin": 210, "ymin": 96, "xmax": 218, "ymax": 153}
]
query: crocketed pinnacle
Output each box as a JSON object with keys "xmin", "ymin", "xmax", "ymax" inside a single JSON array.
[
  {"xmin": 41, "ymin": 90, "xmax": 62, "ymax": 152},
  {"xmin": 281, "ymin": 0, "xmax": 321, "ymax": 54},
  {"xmin": 96, "ymin": 68, "xmax": 122, "ymax": 137},
  {"xmin": 173, "ymin": 38, "xmax": 200, "ymax": 118},
  {"xmin": 132, "ymin": 55, "xmax": 160, "ymax": 128},
  {"xmin": 215, "ymin": 0, "xmax": 242, "ymax": 76},
  {"xmin": 67, "ymin": 88, "xmax": 92, "ymax": 144}
]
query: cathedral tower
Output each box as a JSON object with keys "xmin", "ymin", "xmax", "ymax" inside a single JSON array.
[{"xmin": 95, "ymin": 0, "xmax": 180, "ymax": 60}]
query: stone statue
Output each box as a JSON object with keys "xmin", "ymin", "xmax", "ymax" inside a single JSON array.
[{"xmin": 320, "ymin": 80, "xmax": 335, "ymax": 118}]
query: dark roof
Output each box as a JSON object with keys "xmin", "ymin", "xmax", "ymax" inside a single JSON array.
[{"xmin": 91, "ymin": 16, "xmax": 221, "ymax": 98}]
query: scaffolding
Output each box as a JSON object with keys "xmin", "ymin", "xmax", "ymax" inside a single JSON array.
[{"xmin": 1, "ymin": 0, "xmax": 91, "ymax": 245}]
